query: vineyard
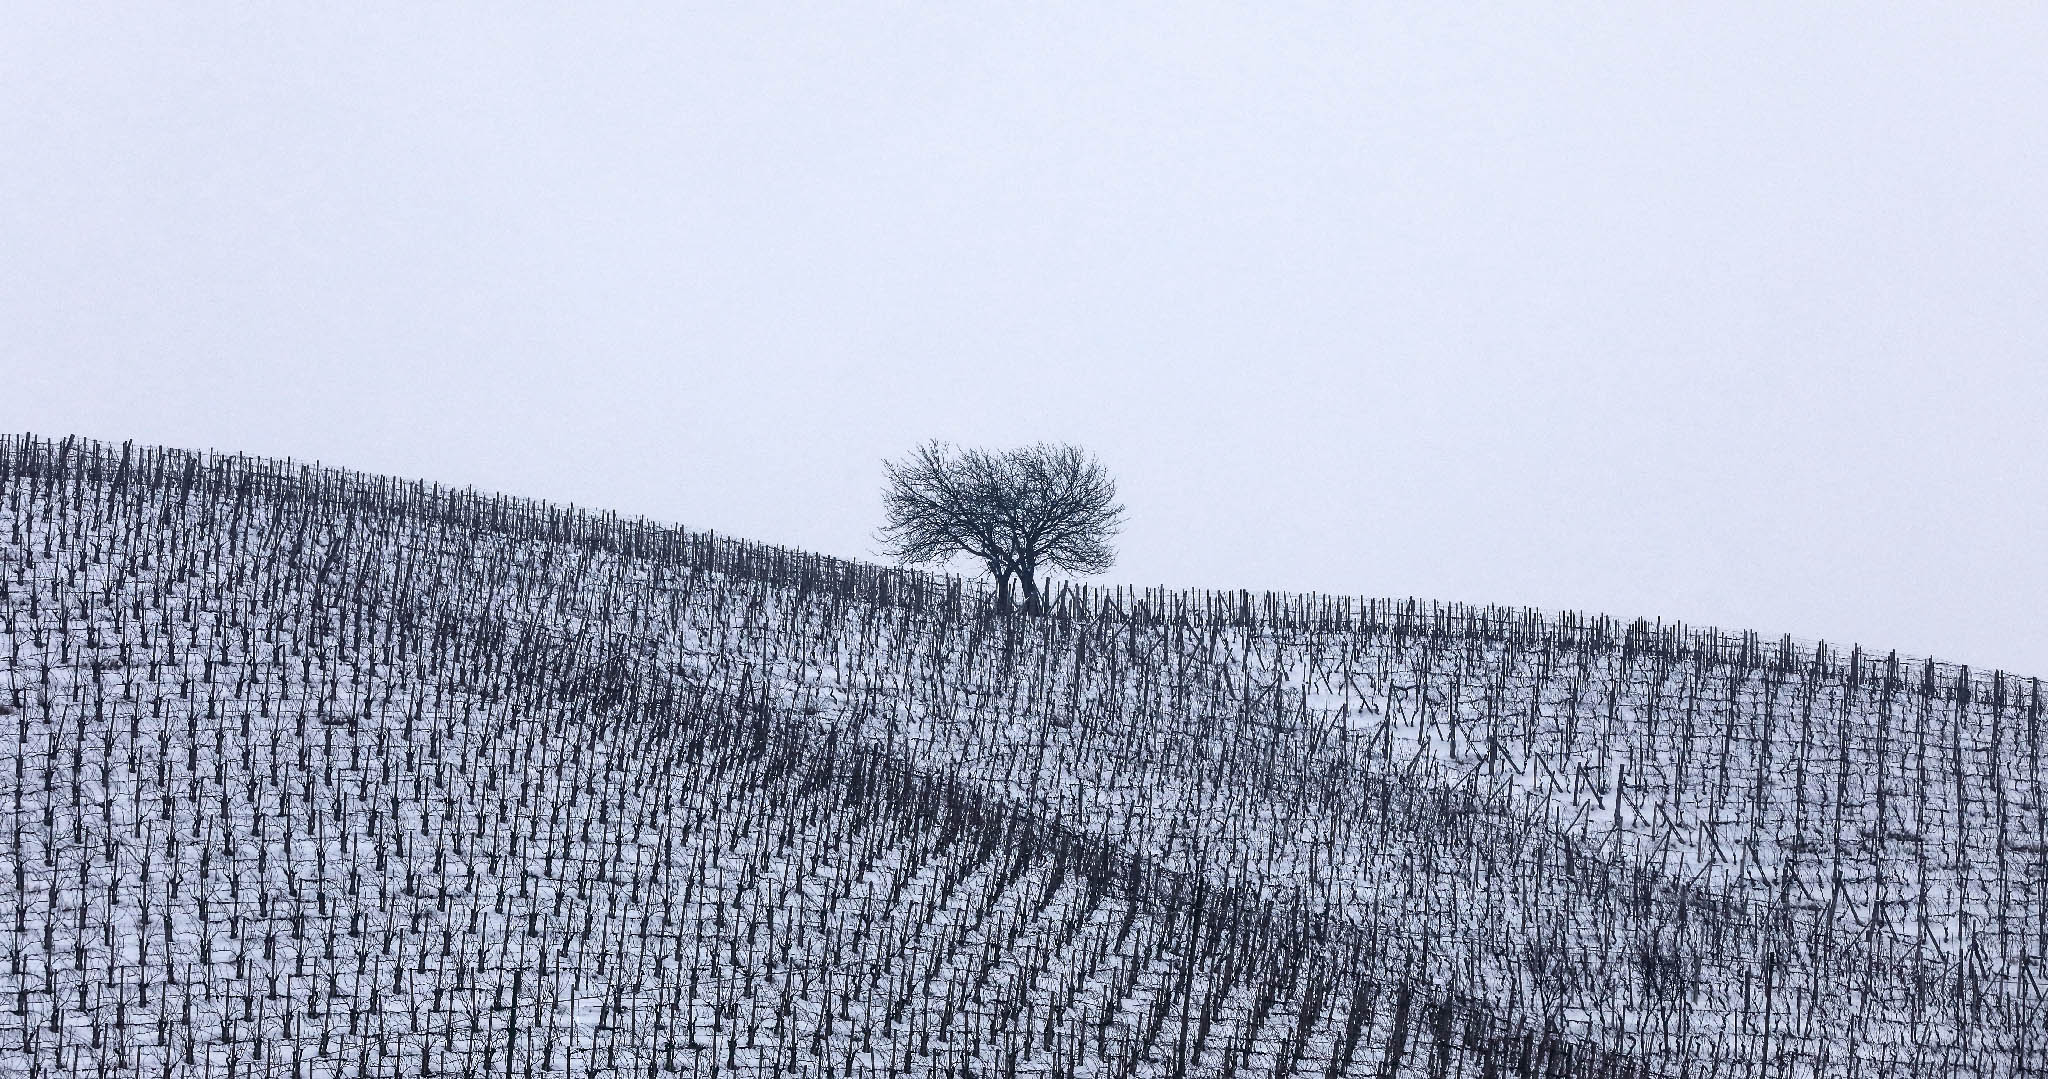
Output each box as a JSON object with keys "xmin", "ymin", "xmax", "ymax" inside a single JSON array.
[{"xmin": 2, "ymin": 432, "xmax": 2044, "ymax": 1077}]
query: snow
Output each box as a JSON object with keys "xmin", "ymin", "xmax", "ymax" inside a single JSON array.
[{"xmin": 1, "ymin": 434, "xmax": 2043, "ymax": 1076}]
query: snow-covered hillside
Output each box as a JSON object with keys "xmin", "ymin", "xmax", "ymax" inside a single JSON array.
[{"xmin": 2, "ymin": 434, "xmax": 2042, "ymax": 1077}]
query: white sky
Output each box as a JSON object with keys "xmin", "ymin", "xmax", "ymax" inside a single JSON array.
[{"xmin": 5, "ymin": 7, "xmax": 2045, "ymax": 676}]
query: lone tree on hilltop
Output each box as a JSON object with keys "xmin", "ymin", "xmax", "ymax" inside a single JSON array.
[{"xmin": 878, "ymin": 441, "xmax": 1125, "ymax": 614}]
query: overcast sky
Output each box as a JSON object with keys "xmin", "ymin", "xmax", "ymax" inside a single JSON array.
[{"xmin": 5, "ymin": 6, "xmax": 2044, "ymax": 676}]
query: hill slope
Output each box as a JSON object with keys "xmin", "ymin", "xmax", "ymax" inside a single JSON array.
[{"xmin": 1, "ymin": 434, "xmax": 2043, "ymax": 1077}]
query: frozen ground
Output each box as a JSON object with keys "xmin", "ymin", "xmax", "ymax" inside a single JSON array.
[{"xmin": 1, "ymin": 434, "xmax": 2043, "ymax": 1076}]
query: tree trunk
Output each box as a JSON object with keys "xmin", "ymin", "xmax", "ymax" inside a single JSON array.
[
  {"xmin": 1018, "ymin": 565, "xmax": 1043, "ymax": 615},
  {"xmin": 986, "ymin": 562, "xmax": 1014, "ymax": 614}
]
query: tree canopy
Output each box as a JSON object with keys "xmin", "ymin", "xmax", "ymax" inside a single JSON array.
[{"xmin": 877, "ymin": 441, "xmax": 1124, "ymax": 614}]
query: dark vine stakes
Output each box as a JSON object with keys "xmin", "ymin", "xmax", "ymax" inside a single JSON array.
[{"xmin": 0, "ymin": 433, "xmax": 2041, "ymax": 1077}]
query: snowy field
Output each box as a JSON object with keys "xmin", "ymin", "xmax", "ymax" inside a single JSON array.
[{"xmin": 2, "ymin": 434, "xmax": 2043, "ymax": 1076}]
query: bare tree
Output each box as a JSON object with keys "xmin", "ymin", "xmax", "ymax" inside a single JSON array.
[{"xmin": 878, "ymin": 441, "xmax": 1124, "ymax": 614}]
